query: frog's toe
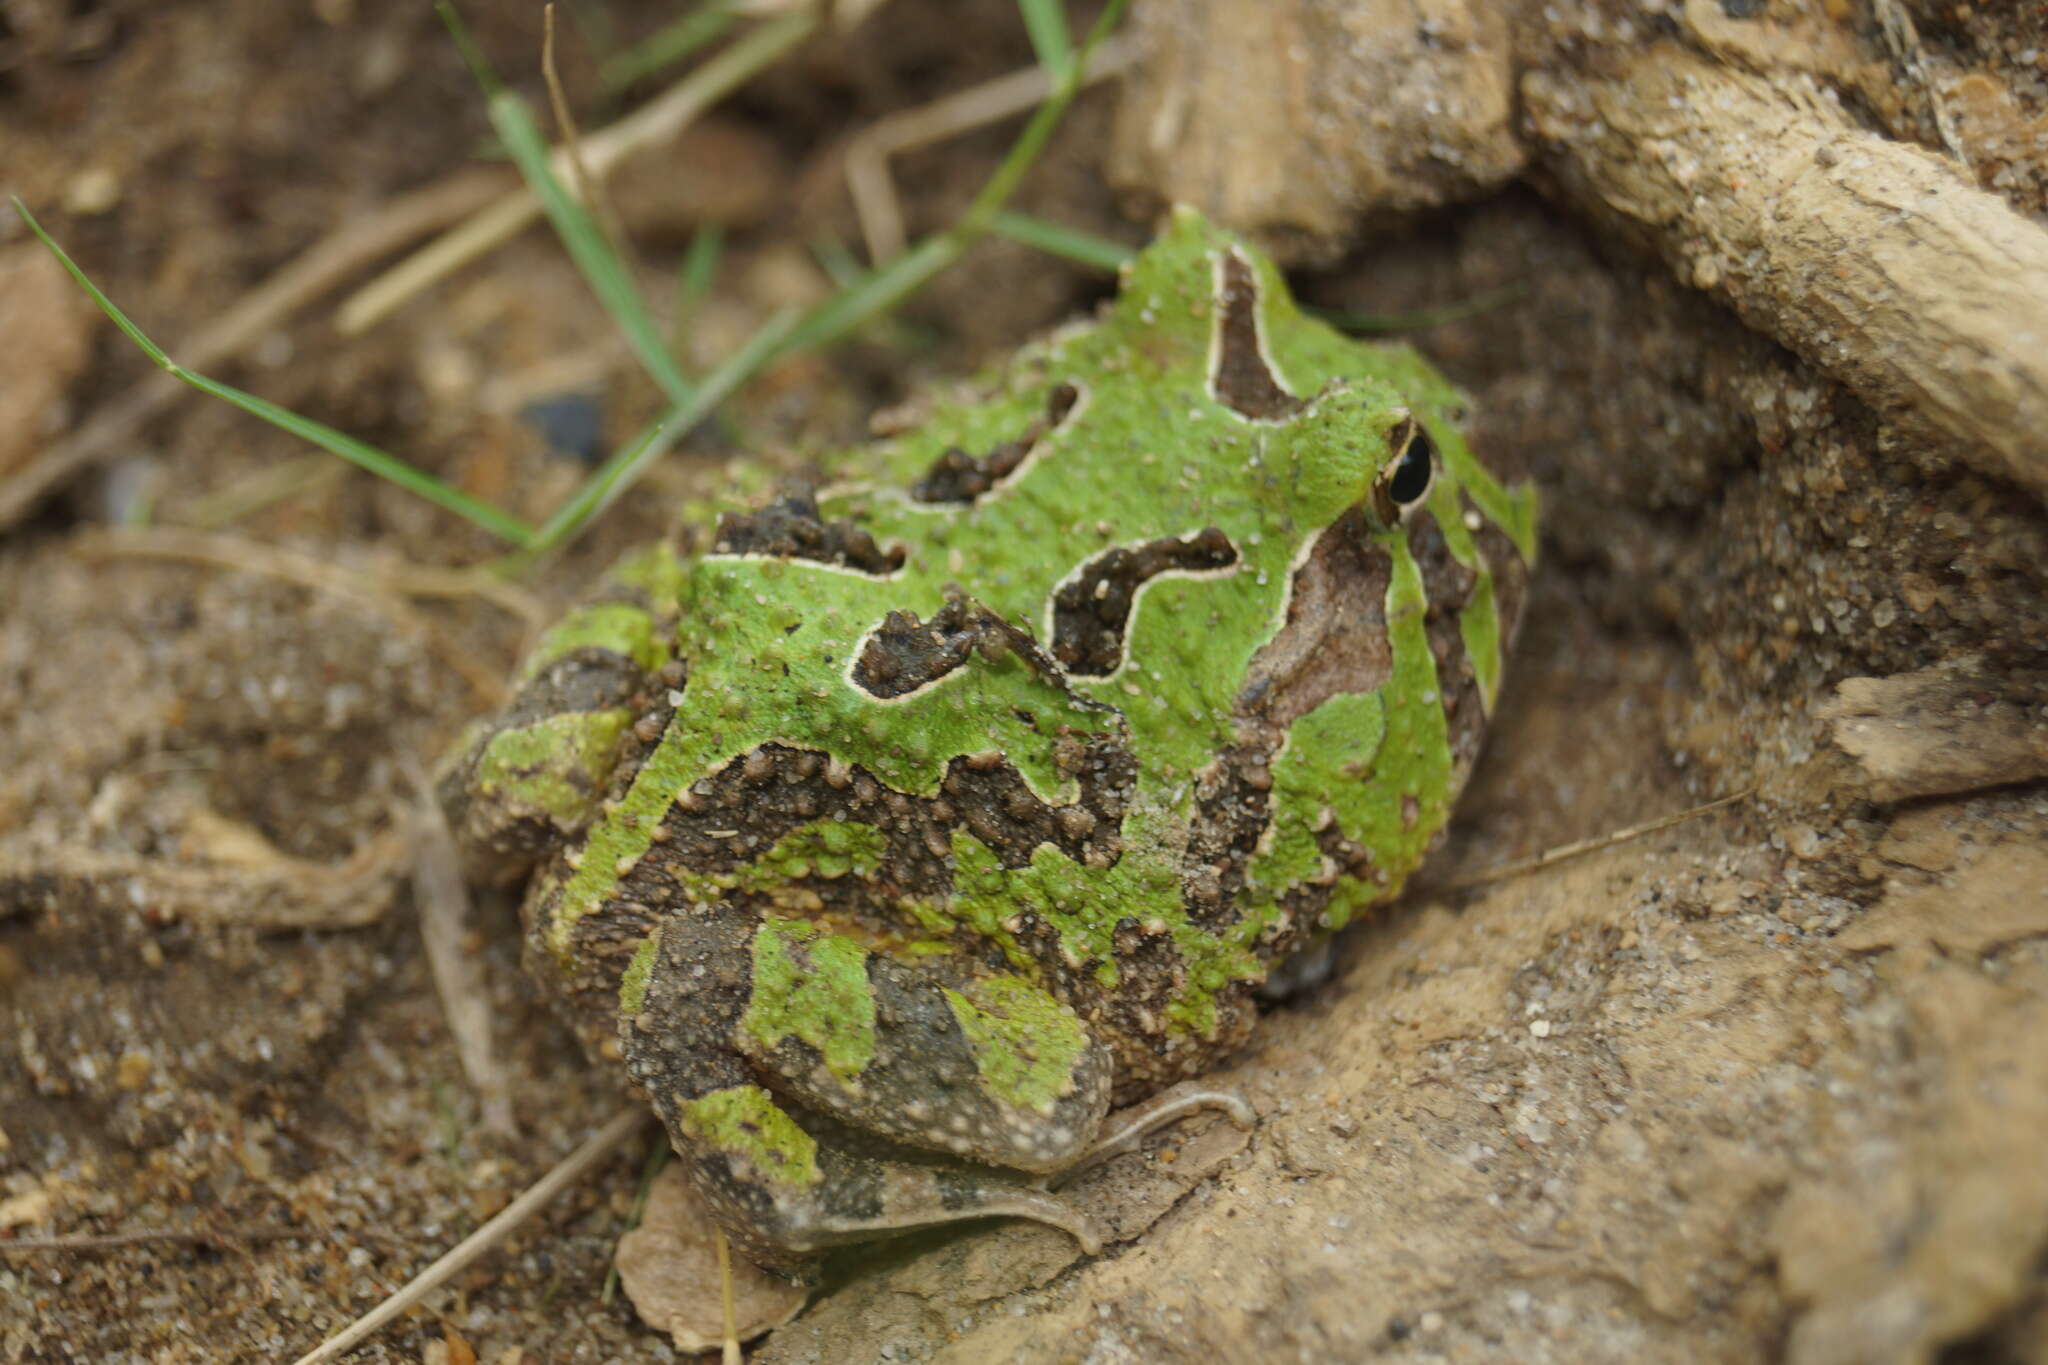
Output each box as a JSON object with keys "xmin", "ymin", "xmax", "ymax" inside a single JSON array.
[
  {"xmin": 1057, "ymin": 1082, "xmax": 1257, "ymax": 1183},
  {"xmin": 654, "ymin": 1082, "xmax": 1106, "ymax": 1267},
  {"xmin": 844, "ymin": 1157, "xmax": 1104, "ymax": 1255}
]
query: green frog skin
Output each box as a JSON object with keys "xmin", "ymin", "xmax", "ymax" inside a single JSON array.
[{"xmin": 439, "ymin": 206, "xmax": 1537, "ymax": 1270}]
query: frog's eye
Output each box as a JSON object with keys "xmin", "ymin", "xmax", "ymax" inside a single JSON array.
[{"xmin": 1371, "ymin": 417, "xmax": 1437, "ymax": 525}]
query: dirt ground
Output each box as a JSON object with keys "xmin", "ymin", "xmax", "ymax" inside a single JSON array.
[{"xmin": 3, "ymin": 3, "xmax": 2047, "ymax": 1363}]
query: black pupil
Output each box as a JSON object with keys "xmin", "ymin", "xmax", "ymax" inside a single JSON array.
[{"xmin": 1388, "ymin": 429, "xmax": 1434, "ymax": 504}]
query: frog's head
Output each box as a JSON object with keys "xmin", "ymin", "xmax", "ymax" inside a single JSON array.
[
  {"xmin": 1103, "ymin": 208, "xmax": 1537, "ymax": 827},
  {"xmin": 1114, "ymin": 205, "xmax": 1531, "ymax": 550}
]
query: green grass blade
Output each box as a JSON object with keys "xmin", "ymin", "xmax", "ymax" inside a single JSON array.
[
  {"xmin": 990, "ymin": 211, "xmax": 1132, "ymax": 271},
  {"xmin": 13, "ymin": 197, "xmax": 537, "ymax": 548},
  {"xmin": 774, "ymin": 236, "xmax": 959, "ymax": 358},
  {"xmin": 175, "ymin": 380, "xmax": 538, "ymax": 546},
  {"xmin": 600, "ymin": 0, "xmax": 738, "ymax": 93},
  {"xmin": 1016, "ymin": 0, "xmax": 1074, "ymax": 83},
  {"xmin": 808, "ymin": 234, "xmax": 868, "ymax": 291},
  {"xmin": 532, "ymin": 304, "xmax": 801, "ymax": 552},
  {"xmin": 487, "ymin": 89, "xmax": 696, "ymax": 407},
  {"xmin": 745, "ymin": 0, "xmax": 1129, "ymax": 364},
  {"xmin": 562, "ymin": 1, "xmax": 621, "ymax": 76},
  {"xmin": 440, "ymin": 0, "xmax": 694, "ymax": 402},
  {"xmin": 959, "ymin": 0, "xmax": 1128, "ymax": 234},
  {"xmin": 1313, "ymin": 281, "xmax": 1530, "ymax": 334},
  {"xmin": 434, "ymin": 1, "xmax": 502, "ymax": 96},
  {"xmin": 12, "ymin": 200, "xmax": 176, "ymax": 368},
  {"xmin": 671, "ymin": 222, "xmax": 725, "ymax": 356}
]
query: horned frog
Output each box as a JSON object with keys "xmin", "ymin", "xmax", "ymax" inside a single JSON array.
[{"xmin": 439, "ymin": 207, "xmax": 1536, "ymax": 1271}]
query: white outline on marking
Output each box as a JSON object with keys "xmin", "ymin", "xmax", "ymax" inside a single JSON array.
[
  {"xmin": 1205, "ymin": 248, "xmax": 1302, "ymax": 426},
  {"xmin": 1041, "ymin": 527, "xmax": 1248, "ymax": 686},
  {"xmin": 695, "ymin": 550, "xmax": 905, "ymax": 583},
  {"xmin": 819, "ymin": 380, "xmax": 1092, "ymax": 522}
]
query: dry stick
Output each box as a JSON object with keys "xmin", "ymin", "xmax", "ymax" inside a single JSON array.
[
  {"xmin": 1438, "ymin": 789, "xmax": 1757, "ymax": 894},
  {"xmin": 0, "ymin": 832, "xmax": 410, "ymax": 931},
  {"xmin": 404, "ymin": 756, "xmax": 518, "ymax": 1139},
  {"xmin": 291, "ymin": 1107, "xmax": 648, "ymax": 1365},
  {"xmin": 1523, "ymin": 43, "xmax": 2048, "ymax": 504},
  {"xmin": 845, "ymin": 34, "xmax": 1136, "ymax": 266},
  {"xmin": 0, "ymin": 169, "xmax": 510, "ymax": 532},
  {"xmin": 542, "ymin": 3, "xmax": 628, "ymax": 258},
  {"xmin": 338, "ymin": 11, "xmax": 818, "ymax": 335},
  {"xmin": 717, "ymin": 1227, "xmax": 741, "ymax": 1365}
]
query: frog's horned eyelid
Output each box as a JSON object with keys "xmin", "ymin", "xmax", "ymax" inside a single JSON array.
[{"xmin": 1371, "ymin": 414, "xmax": 1439, "ymax": 526}]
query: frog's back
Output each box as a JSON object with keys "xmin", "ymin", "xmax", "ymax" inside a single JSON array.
[{"xmin": 517, "ymin": 208, "xmax": 1535, "ymax": 1092}]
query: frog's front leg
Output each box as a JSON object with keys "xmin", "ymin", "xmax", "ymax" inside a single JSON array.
[
  {"xmin": 621, "ymin": 904, "xmax": 1115, "ymax": 1267},
  {"xmin": 437, "ymin": 542, "xmax": 686, "ymax": 881}
]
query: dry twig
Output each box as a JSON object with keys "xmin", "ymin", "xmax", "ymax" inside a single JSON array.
[
  {"xmin": 290, "ymin": 1107, "xmax": 648, "ymax": 1365},
  {"xmin": 337, "ymin": 12, "xmax": 818, "ymax": 334},
  {"xmin": 1525, "ymin": 43, "xmax": 2048, "ymax": 503},
  {"xmin": 542, "ymin": 3, "xmax": 627, "ymax": 258},
  {"xmin": 0, "ymin": 1224, "xmax": 306, "ymax": 1254},
  {"xmin": 845, "ymin": 35, "xmax": 1136, "ymax": 265},
  {"xmin": 1440, "ymin": 789, "xmax": 1757, "ymax": 893},
  {"xmin": 0, "ymin": 831, "xmax": 409, "ymax": 932}
]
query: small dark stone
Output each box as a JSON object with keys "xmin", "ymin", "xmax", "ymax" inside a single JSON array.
[{"xmin": 520, "ymin": 392, "xmax": 606, "ymax": 464}]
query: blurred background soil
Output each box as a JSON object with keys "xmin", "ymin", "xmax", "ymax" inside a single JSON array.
[{"xmin": 2, "ymin": 2, "xmax": 2045, "ymax": 1362}]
